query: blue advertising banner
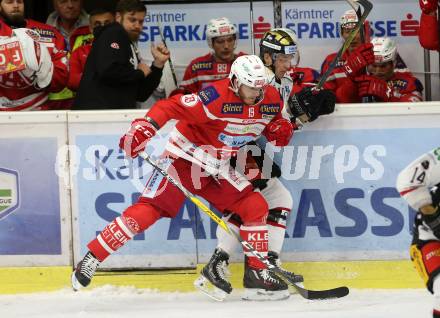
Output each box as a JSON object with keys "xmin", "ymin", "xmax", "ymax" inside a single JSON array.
[
  {"xmin": 270, "ymin": 127, "xmax": 438, "ymax": 260},
  {"xmin": 69, "ymin": 110, "xmax": 440, "ymax": 265},
  {"xmin": 0, "ymin": 138, "xmax": 61, "ymax": 255}
]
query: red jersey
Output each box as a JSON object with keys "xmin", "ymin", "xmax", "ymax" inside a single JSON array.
[
  {"xmin": 179, "ymin": 52, "xmax": 246, "ymax": 94},
  {"xmin": 320, "ymin": 51, "xmax": 360, "ymax": 103},
  {"xmin": 384, "ymin": 70, "xmax": 424, "ymax": 102},
  {"xmin": 67, "ymin": 44, "xmax": 91, "ymax": 91},
  {"xmin": 148, "ymin": 78, "xmax": 286, "ymax": 169},
  {"xmin": 0, "ymin": 19, "xmax": 68, "ymax": 111},
  {"xmin": 419, "ymin": 13, "xmax": 439, "ymax": 51}
]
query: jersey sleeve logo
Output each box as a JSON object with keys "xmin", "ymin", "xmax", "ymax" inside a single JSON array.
[
  {"xmin": 198, "ymin": 86, "xmax": 219, "ymax": 106},
  {"xmin": 180, "ymin": 94, "xmax": 199, "ymax": 107}
]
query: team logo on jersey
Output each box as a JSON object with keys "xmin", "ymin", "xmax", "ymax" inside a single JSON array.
[
  {"xmin": 217, "ymin": 64, "xmax": 227, "ymax": 73},
  {"xmin": 391, "ymin": 79, "xmax": 408, "ymax": 89},
  {"xmin": 221, "ymin": 103, "xmax": 243, "ymax": 114},
  {"xmin": 0, "ymin": 168, "xmax": 19, "ymax": 221},
  {"xmin": 192, "ymin": 62, "xmax": 212, "ymax": 72},
  {"xmin": 180, "ymin": 94, "xmax": 199, "ymax": 107},
  {"xmin": 198, "ymin": 86, "xmax": 219, "ymax": 105},
  {"xmin": 259, "ymin": 104, "xmax": 280, "ymax": 115},
  {"xmin": 110, "ymin": 42, "xmax": 120, "ymax": 49}
]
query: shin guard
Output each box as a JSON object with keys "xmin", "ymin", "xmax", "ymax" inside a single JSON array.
[
  {"xmin": 88, "ymin": 203, "xmax": 161, "ymax": 261},
  {"xmin": 240, "ymin": 225, "xmax": 268, "ymax": 269}
]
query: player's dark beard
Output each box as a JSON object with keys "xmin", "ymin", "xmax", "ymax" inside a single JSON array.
[{"xmin": 0, "ymin": 12, "xmax": 26, "ymax": 28}]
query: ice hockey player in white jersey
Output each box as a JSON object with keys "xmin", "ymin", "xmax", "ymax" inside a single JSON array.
[
  {"xmin": 397, "ymin": 147, "xmax": 440, "ymax": 318},
  {"xmin": 194, "ymin": 28, "xmax": 336, "ymax": 301}
]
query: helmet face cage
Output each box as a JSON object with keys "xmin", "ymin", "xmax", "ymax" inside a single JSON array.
[
  {"xmin": 371, "ymin": 37, "xmax": 397, "ymax": 65},
  {"xmin": 229, "ymin": 55, "xmax": 267, "ymax": 95},
  {"xmin": 259, "ymin": 28, "xmax": 299, "ymax": 68},
  {"xmin": 206, "ymin": 17, "xmax": 237, "ymax": 49}
]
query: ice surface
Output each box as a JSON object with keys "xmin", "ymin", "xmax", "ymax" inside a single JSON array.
[{"xmin": 0, "ymin": 286, "xmax": 432, "ymax": 318}]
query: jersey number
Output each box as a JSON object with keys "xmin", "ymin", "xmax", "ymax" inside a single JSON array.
[
  {"xmin": 248, "ymin": 107, "xmax": 255, "ymax": 117},
  {"xmin": 410, "ymin": 167, "xmax": 426, "ymax": 184}
]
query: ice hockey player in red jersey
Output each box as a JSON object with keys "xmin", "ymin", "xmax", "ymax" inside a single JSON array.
[
  {"xmin": 0, "ymin": 0, "xmax": 68, "ymax": 110},
  {"xmin": 355, "ymin": 37, "xmax": 423, "ymax": 102},
  {"xmin": 195, "ymin": 28, "xmax": 335, "ymax": 301},
  {"xmin": 397, "ymin": 147, "xmax": 440, "ymax": 318},
  {"xmin": 176, "ymin": 17, "xmax": 246, "ymax": 94},
  {"xmin": 320, "ymin": 9, "xmax": 374, "ymax": 103},
  {"xmin": 71, "ymin": 55, "xmax": 294, "ymax": 299},
  {"xmin": 418, "ymin": 0, "xmax": 439, "ymax": 51}
]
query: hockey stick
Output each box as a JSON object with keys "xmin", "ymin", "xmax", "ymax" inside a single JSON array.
[
  {"xmin": 139, "ymin": 151, "xmax": 349, "ymax": 300},
  {"xmin": 288, "ymin": 0, "xmax": 372, "ymax": 126},
  {"xmin": 346, "ymin": 0, "xmax": 375, "ymax": 103},
  {"xmin": 249, "ymin": 0, "xmax": 256, "ymax": 54},
  {"xmin": 316, "ymin": 0, "xmax": 372, "ymax": 90},
  {"xmin": 157, "ymin": 23, "xmax": 179, "ymax": 88},
  {"xmin": 346, "ymin": 0, "xmax": 365, "ymax": 42}
]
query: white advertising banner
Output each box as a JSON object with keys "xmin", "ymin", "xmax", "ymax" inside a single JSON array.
[
  {"xmin": 139, "ymin": 1, "xmax": 274, "ymax": 85},
  {"xmin": 281, "ymin": 0, "xmax": 437, "ymax": 100},
  {"xmin": 139, "ymin": 1, "xmax": 437, "ymax": 101}
]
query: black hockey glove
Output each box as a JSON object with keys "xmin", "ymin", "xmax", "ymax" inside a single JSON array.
[
  {"xmin": 422, "ymin": 185, "xmax": 440, "ymax": 236},
  {"xmin": 423, "ymin": 209, "xmax": 440, "ymax": 237},
  {"xmin": 431, "ymin": 184, "xmax": 440, "ymax": 208},
  {"xmin": 288, "ymin": 87, "xmax": 336, "ymax": 122}
]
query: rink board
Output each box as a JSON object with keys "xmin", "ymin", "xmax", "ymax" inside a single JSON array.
[
  {"xmin": 0, "ymin": 104, "xmax": 440, "ymax": 293},
  {"xmin": 0, "ymin": 260, "xmax": 424, "ymax": 294}
]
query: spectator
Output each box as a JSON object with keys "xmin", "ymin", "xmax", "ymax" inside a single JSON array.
[
  {"xmin": 67, "ymin": 8, "xmax": 115, "ymax": 91},
  {"xmin": 0, "ymin": 0, "xmax": 68, "ymax": 111},
  {"xmin": 320, "ymin": 9, "xmax": 374, "ymax": 103},
  {"xmin": 46, "ymin": 0, "xmax": 89, "ymax": 51},
  {"xmin": 174, "ymin": 17, "xmax": 246, "ymax": 95},
  {"xmin": 355, "ymin": 37, "xmax": 423, "ymax": 102},
  {"xmin": 419, "ymin": 0, "xmax": 439, "ymax": 51},
  {"xmin": 72, "ymin": 0, "xmax": 169, "ymax": 110},
  {"xmin": 46, "ymin": 0, "xmax": 89, "ymax": 109}
]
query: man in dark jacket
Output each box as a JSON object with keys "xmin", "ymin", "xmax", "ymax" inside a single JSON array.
[{"xmin": 73, "ymin": 0, "xmax": 170, "ymax": 109}]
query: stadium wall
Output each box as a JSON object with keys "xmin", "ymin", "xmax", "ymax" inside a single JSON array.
[{"xmin": 0, "ymin": 103, "xmax": 438, "ymax": 293}]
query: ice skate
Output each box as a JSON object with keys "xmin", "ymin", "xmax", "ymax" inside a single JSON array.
[
  {"xmin": 194, "ymin": 248, "xmax": 232, "ymax": 301},
  {"xmin": 242, "ymin": 259, "xmax": 290, "ymax": 301},
  {"xmin": 268, "ymin": 251, "xmax": 304, "ymax": 283},
  {"xmin": 71, "ymin": 251, "xmax": 101, "ymax": 291}
]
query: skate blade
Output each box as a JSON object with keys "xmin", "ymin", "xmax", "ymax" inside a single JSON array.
[
  {"xmin": 193, "ymin": 275, "xmax": 228, "ymax": 301},
  {"xmin": 242, "ymin": 288, "xmax": 290, "ymax": 301},
  {"xmin": 71, "ymin": 271, "xmax": 82, "ymax": 292}
]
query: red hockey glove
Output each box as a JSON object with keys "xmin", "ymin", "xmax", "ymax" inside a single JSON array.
[
  {"xmin": 263, "ymin": 118, "xmax": 295, "ymax": 147},
  {"xmin": 343, "ymin": 43, "xmax": 374, "ymax": 77},
  {"xmin": 420, "ymin": 0, "xmax": 438, "ymax": 14},
  {"xmin": 119, "ymin": 118, "xmax": 157, "ymax": 158},
  {"xmin": 355, "ymin": 75, "xmax": 390, "ymax": 102}
]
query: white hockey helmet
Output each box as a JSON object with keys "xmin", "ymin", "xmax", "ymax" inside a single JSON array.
[
  {"xmin": 371, "ymin": 37, "xmax": 397, "ymax": 64},
  {"xmin": 229, "ymin": 55, "xmax": 267, "ymax": 93},
  {"xmin": 340, "ymin": 9, "xmax": 358, "ymax": 30},
  {"xmin": 206, "ymin": 17, "xmax": 237, "ymax": 48}
]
